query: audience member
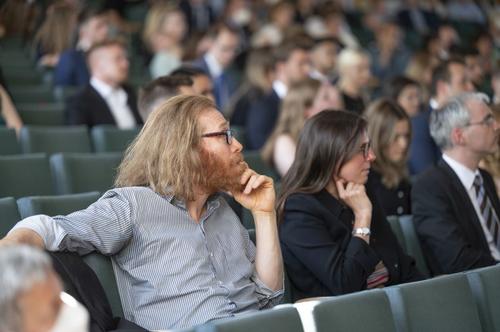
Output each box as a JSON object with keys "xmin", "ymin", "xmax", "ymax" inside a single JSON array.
[
  {"xmin": 479, "ymin": 104, "xmax": 500, "ymax": 196},
  {"xmin": 0, "ymin": 84, "xmax": 22, "ymax": 134},
  {"xmin": 337, "ymin": 48, "xmax": 371, "ymax": 115},
  {"xmin": 171, "ymin": 65, "xmax": 215, "ymax": 101},
  {"xmin": 251, "ymin": 1, "xmax": 295, "ymax": 47},
  {"xmin": 409, "ymin": 58, "xmax": 474, "ymax": 175},
  {"xmin": 2, "ymin": 95, "xmax": 283, "ymax": 330},
  {"xmin": 0, "ymin": 245, "xmax": 89, "ymax": 332},
  {"xmin": 277, "ymin": 110, "xmax": 421, "ymax": 301},
  {"xmin": 387, "ymin": 76, "xmax": 422, "ymax": 118},
  {"xmin": 365, "ymin": 99, "xmax": 412, "ymax": 216},
  {"xmin": 309, "ymin": 37, "xmax": 341, "ymax": 83},
  {"xmin": 413, "ymin": 92, "xmax": 500, "ymax": 275},
  {"xmin": 65, "ymin": 39, "xmax": 142, "ymax": 128}
]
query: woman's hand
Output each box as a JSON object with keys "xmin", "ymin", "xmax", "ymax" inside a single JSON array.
[{"xmin": 336, "ymin": 180, "xmax": 372, "ymax": 227}]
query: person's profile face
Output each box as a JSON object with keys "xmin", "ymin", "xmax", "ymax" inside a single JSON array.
[
  {"xmin": 336, "ymin": 132, "xmax": 375, "ymax": 185},
  {"xmin": 93, "ymin": 44, "xmax": 129, "ymax": 85},
  {"xmin": 192, "ymin": 75, "xmax": 215, "ymax": 101}
]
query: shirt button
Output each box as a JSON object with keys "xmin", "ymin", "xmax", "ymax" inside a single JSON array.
[
  {"xmin": 397, "ymin": 206, "xmax": 404, "ymax": 214},
  {"xmin": 394, "ymin": 263, "xmax": 399, "ymax": 269},
  {"xmin": 398, "ymin": 191, "xmax": 404, "ymax": 198},
  {"xmin": 210, "ymin": 253, "xmax": 214, "ymax": 258}
]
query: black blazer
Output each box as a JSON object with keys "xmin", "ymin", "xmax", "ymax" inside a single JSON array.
[
  {"xmin": 65, "ymin": 84, "xmax": 143, "ymax": 128},
  {"xmin": 280, "ymin": 188, "xmax": 421, "ymax": 301},
  {"xmin": 412, "ymin": 159, "xmax": 499, "ymax": 275},
  {"xmin": 245, "ymin": 89, "xmax": 281, "ymax": 150}
]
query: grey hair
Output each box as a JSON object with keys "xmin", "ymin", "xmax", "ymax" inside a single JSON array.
[
  {"xmin": 0, "ymin": 245, "xmax": 52, "ymax": 332},
  {"xmin": 430, "ymin": 92, "xmax": 490, "ymax": 150}
]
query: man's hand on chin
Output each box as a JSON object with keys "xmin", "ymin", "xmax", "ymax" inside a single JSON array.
[{"xmin": 231, "ymin": 168, "xmax": 276, "ymax": 215}]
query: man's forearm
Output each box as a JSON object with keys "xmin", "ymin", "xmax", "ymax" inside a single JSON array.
[
  {"xmin": 1, "ymin": 228, "xmax": 45, "ymax": 249},
  {"xmin": 252, "ymin": 211, "xmax": 283, "ymax": 291}
]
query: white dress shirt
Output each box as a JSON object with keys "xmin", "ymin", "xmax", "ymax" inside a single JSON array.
[
  {"xmin": 442, "ymin": 154, "xmax": 500, "ymax": 260},
  {"xmin": 272, "ymin": 80, "xmax": 287, "ymax": 99},
  {"xmin": 90, "ymin": 77, "xmax": 136, "ymax": 129},
  {"xmin": 204, "ymin": 52, "xmax": 223, "ymax": 78}
]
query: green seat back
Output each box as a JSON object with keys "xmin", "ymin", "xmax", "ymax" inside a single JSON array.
[
  {"xmin": 20, "ymin": 126, "xmax": 91, "ymax": 154},
  {"xmin": 91, "ymin": 125, "xmax": 140, "ymax": 153},
  {"xmin": 17, "ymin": 191, "xmax": 101, "ymax": 219},
  {"xmin": 466, "ymin": 265, "xmax": 500, "ymax": 332},
  {"xmin": 0, "ymin": 127, "xmax": 20, "ymax": 154},
  {"xmin": 385, "ymin": 274, "xmax": 482, "ymax": 332},
  {"xmin": 0, "ymin": 197, "xmax": 21, "ymax": 237},
  {"xmin": 0, "ymin": 154, "xmax": 53, "ymax": 198},
  {"xmin": 18, "ymin": 108, "xmax": 65, "ymax": 126},
  {"xmin": 387, "ymin": 215, "xmax": 406, "ymax": 251},
  {"xmin": 243, "ymin": 150, "xmax": 280, "ymax": 182},
  {"xmin": 313, "ymin": 289, "xmax": 397, "ymax": 332},
  {"xmin": 83, "ymin": 252, "xmax": 123, "ymax": 317},
  {"xmin": 10, "ymin": 85, "xmax": 54, "ymax": 103},
  {"xmin": 50, "ymin": 153, "xmax": 122, "ymax": 194},
  {"xmin": 398, "ymin": 215, "xmax": 430, "ymax": 278}
]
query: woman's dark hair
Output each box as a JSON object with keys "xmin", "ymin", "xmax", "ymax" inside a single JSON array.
[
  {"xmin": 386, "ymin": 75, "xmax": 420, "ymax": 101},
  {"xmin": 276, "ymin": 110, "xmax": 367, "ymax": 223}
]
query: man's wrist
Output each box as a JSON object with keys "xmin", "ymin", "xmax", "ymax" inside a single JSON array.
[{"xmin": 251, "ymin": 210, "xmax": 276, "ymax": 222}]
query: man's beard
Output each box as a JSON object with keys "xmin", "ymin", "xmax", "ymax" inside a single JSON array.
[{"xmin": 199, "ymin": 149, "xmax": 248, "ymax": 194}]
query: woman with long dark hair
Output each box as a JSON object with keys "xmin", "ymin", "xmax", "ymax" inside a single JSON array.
[{"xmin": 277, "ymin": 111, "xmax": 421, "ymax": 301}]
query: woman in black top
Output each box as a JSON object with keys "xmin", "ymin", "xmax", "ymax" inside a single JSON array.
[
  {"xmin": 277, "ymin": 111, "xmax": 421, "ymax": 302},
  {"xmin": 365, "ymin": 99, "xmax": 412, "ymax": 216}
]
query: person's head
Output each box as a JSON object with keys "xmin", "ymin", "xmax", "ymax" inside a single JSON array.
[
  {"xmin": 244, "ymin": 46, "xmax": 276, "ymax": 92},
  {"xmin": 0, "ymin": 245, "xmax": 89, "ymax": 332},
  {"xmin": 171, "ymin": 66, "xmax": 215, "ymax": 101},
  {"xmin": 115, "ymin": 95, "xmax": 245, "ymax": 200},
  {"xmin": 365, "ymin": 98, "xmax": 411, "ymax": 187},
  {"xmin": 138, "ymin": 75, "xmax": 194, "ymax": 121},
  {"xmin": 375, "ymin": 20, "xmax": 401, "ymax": 52},
  {"xmin": 310, "ymin": 37, "xmax": 341, "ymax": 76},
  {"xmin": 461, "ymin": 48, "xmax": 483, "ymax": 86},
  {"xmin": 430, "ymin": 92, "xmax": 499, "ymax": 163},
  {"xmin": 337, "ymin": 48, "xmax": 371, "ymax": 90},
  {"xmin": 273, "ymin": 39, "xmax": 312, "ymax": 86},
  {"xmin": 277, "ymin": 111, "xmax": 374, "ymax": 219},
  {"xmin": 87, "ymin": 39, "xmax": 129, "ymax": 86},
  {"xmin": 268, "ymin": 0, "xmax": 295, "ymax": 29},
  {"xmin": 431, "ymin": 58, "xmax": 474, "ymax": 106},
  {"xmin": 34, "ymin": 2, "xmax": 77, "ymax": 55},
  {"xmin": 387, "ymin": 76, "xmax": 422, "ymax": 117},
  {"xmin": 143, "ymin": 3, "xmax": 187, "ymax": 52},
  {"xmin": 206, "ymin": 22, "xmax": 240, "ymax": 69},
  {"xmin": 77, "ymin": 8, "xmax": 109, "ymax": 49}
]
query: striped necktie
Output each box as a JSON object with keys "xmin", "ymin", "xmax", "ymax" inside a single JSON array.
[{"xmin": 473, "ymin": 174, "xmax": 500, "ymax": 250}]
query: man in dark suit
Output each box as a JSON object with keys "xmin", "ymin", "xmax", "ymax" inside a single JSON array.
[
  {"xmin": 412, "ymin": 92, "xmax": 500, "ymax": 275},
  {"xmin": 65, "ymin": 39, "xmax": 142, "ymax": 128},
  {"xmin": 409, "ymin": 58, "xmax": 474, "ymax": 175}
]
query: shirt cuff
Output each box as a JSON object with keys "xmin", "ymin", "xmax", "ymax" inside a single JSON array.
[
  {"xmin": 251, "ymin": 272, "xmax": 284, "ymax": 309},
  {"xmin": 9, "ymin": 215, "xmax": 67, "ymax": 251}
]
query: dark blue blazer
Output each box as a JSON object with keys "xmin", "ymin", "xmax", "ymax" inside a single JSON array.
[
  {"xmin": 245, "ymin": 89, "xmax": 281, "ymax": 150},
  {"xmin": 412, "ymin": 159, "xmax": 499, "ymax": 275},
  {"xmin": 408, "ymin": 106, "xmax": 441, "ymax": 175},
  {"xmin": 54, "ymin": 49, "xmax": 90, "ymax": 87}
]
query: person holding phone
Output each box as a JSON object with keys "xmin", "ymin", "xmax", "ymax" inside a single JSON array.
[{"xmin": 277, "ymin": 110, "xmax": 421, "ymax": 302}]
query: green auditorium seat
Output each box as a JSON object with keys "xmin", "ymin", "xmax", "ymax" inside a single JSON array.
[
  {"xmin": 197, "ymin": 305, "xmax": 303, "ymax": 332},
  {"xmin": 0, "ymin": 154, "xmax": 53, "ymax": 198},
  {"xmin": 91, "ymin": 125, "xmax": 140, "ymax": 153},
  {"xmin": 17, "ymin": 107, "xmax": 65, "ymax": 126},
  {"xmin": 312, "ymin": 289, "xmax": 397, "ymax": 332},
  {"xmin": 466, "ymin": 265, "xmax": 500, "ymax": 332},
  {"xmin": 20, "ymin": 126, "xmax": 91, "ymax": 154},
  {"xmin": 10, "ymin": 85, "xmax": 55, "ymax": 103},
  {"xmin": 387, "ymin": 215, "xmax": 406, "ymax": 251},
  {"xmin": 243, "ymin": 150, "xmax": 280, "ymax": 182},
  {"xmin": 0, "ymin": 127, "xmax": 21, "ymax": 154},
  {"xmin": 50, "ymin": 153, "xmax": 122, "ymax": 194},
  {"xmin": 17, "ymin": 191, "xmax": 101, "ymax": 219},
  {"xmin": 398, "ymin": 215, "xmax": 431, "ymax": 278},
  {"xmin": 83, "ymin": 252, "xmax": 124, "ymax": 318},
  {"xmin": 0, "ymin": 197, "xmax": 21, "ymax": 237},
  {"xmin": 385, "ymin": 274, "xmax": 482, "ymax": 332}
]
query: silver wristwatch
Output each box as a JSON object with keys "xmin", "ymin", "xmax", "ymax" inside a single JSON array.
[{"xmin": 352, "ymin": 227, "xmax": 371, "ymax": 236}]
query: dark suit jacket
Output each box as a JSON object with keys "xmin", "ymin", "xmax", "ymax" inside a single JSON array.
[
  {"xmin": 280, "ymin": 188, "xmax": 421, "ymax": 301},
  {"xmin": 65, "ymin": 84, "xmax": 142, "ymax": 128},
  {"xmin": 412, "ymin": 159, "xmax": 499, "ymax": 275},
  {"xmin": 408, "ymin": 106, "xmax": 441, "ymax": 175},
  {"xmin": 245, "ymin": 89, "xmax": 281, "ymax": 150},
  {"xmin": 54, "ymin": 49, "xmax": 90, "ymax": 87}
]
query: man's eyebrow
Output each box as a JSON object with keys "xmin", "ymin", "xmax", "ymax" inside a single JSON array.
[{"xmin": 218, "ymin": 121, "xmax": 229, "ymax": 130}]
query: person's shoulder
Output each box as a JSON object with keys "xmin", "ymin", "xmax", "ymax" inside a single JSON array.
[
  {"xmin": 412, "ymin": 163, "xmax": 448, "ymax": 191},
  {"xmin": 102, "ymin": 186, "xmax": 159, "ymax": 200}
]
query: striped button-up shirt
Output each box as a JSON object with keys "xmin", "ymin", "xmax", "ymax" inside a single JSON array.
[{"xmin": 12, "ymin": 187, "xmax": 283, "ymax": 330}]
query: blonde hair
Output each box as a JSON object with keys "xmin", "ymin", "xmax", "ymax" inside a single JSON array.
[
  {"xmin": 142, "ymin": 1, "xmax": 179, "ymax": 52},
  {"xmin": 115, "ymin": 95, "xmax": 216, "ymax": 200},
  {"xmin": 337, "ymin": 47, "xmax": 368, "ymax": 77},
  {"xmin": 262, "ymin": 78, "xmax": 320, "ymax": 166}
]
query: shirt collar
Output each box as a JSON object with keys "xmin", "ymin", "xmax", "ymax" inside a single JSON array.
[
  {"xmin": 429, "ymin": 98, "xmax": 439, "ymax": 110},
  {"xmin": 165, "ymin": 192, "xmax": 222, "ymax": 212},
  {"xmin": 272, "ymin": 80, "xmax": 287, "ymax": 99},
  {"xmin": 90, "ymin": 77, "xmax": 115, "ymax": 98},
  {"xmin": 204, "ymin": 52, "xmax": 223, "ymax": 78},
  {"xmin": 442, "ymin": 153, "xmax": 480, "ymax": 191}
]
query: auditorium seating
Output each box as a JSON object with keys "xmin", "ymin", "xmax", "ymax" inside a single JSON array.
[
  {"xmin": 0, "ymin": 127, "xmax": 21, "ymax": 154},
  {"xmin": 91, "ymin": 125, "xmax": 140, "ymax": 153},
  {"xmin": 20, "ymin": 126, "xmax": 92, "ymax": 154},
  {"xmin": 466, "ymin": 265, "xmax": 500, "ymax": 332},
  {"xmin": 0, "ymin": 197, "xmax": 21, "ymax": 237},
  {"xmin": 398, "ymin": 215, "xmax": 431, "ymax": 278}
]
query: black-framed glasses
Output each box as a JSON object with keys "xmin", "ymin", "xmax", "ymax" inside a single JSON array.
[
  {"xmin": 464, "ymin": 113, "xmax": 496, "ymax": 128},
  {"xmin": 360, "ymin": 140, "xmax": 372, "ymax": 159},
  {"xmin": 201, "ymin": 129, "xmax": 234, "ymax": 145}
]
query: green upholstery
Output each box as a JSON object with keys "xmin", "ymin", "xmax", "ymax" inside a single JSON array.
[
  {"xmin": 50, "ymin": 153, "xmax": 122, "ymax": 194},
  {"xmin": 387, "ymin": 215, "xmax": 406, "ymax": 251},
  {"xmin": 18, "ymin": 108, "xmax": 65, "ymax": 126},
  {"xmin": 243, "ymin": 150, "xmax": 280, "ymax": 182},
  {"xmin": 385, "ymin": 274, "xmax": 482, "ymax": 332},
  {"xmin": 20, "ymin": 126, "xmax": 91, "ymax": 154},
  {"xmin": 398, "ymin": 215, "xmax": 431, "ymax": 278},
  {"xmin": 313, "ymin": 289, "xmax": 397, "ymax": 332},
  {"xmin": 0, "ymin": 127, "xmax": 20, "ymax": 154},
  {"xmin": 91, "ymin": 125, "xmax": 140, "ymax": 153},
  {"xmin": 83, "ymin": 252, "xmax": 124, "ymax": 318},
  {"xmin": 197, "ymin": 305, "xmax": 303, "ymax": 332},
  {"xmin": 10, "ymin": 85, "xmax": 55, "ymax": 103},
  {"xmin": 0, "ymin": 154, "xmax": 53, "ymax": 198},
  {"xmin": 466, "ymin": 265, "xmax": 500, "ymax": 332},
  {"xmin": 17, "ymin": 191, "xmax": 101, "ymax": 219},
  {"xmin": 0, "ymin": 197, "xmax": 21, "ymax": 237}
]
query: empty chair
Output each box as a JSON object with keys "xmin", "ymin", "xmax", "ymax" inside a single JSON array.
[
  {"xmin": 0, "ymin": 197, "xmax": 21, "ymax": 237},
  {"xmin": 466, "ymin": 265, "xmax": 500, "ymax": 332},
  {"xmin": 17, "ymin": 191, "xmax": 101, "ymax": 219},
  {"xmin": 0, "ymin": 154, "xmax": 53, "ymax": 198},
  {"xmin": 385, "ymin": 274, "xmax": 482, "ymax": 332},
  {"xmin": 50, "ymin": 153, "xmax": 122, "ymax": 194},
  {"xmin": 91, "ymin": 125, "xmax": 140, "ymax": 153},
  {"xmin": 197, "ymin": 305, "xmax": 303, "ymax": 332},
  {"xmin": 398, "ymin": 215, "xmax": 431, "ymax": 278},
  {"xmin": 18, "ymin": 108, "xmax": 65, "ymax": 126},
  {"xmin": 312, "ymin": 289, "xmax": 397, "ymax": 332},
  {"xmin": 0, "ymin": 127, "xmax": 20, "ymax": 154},
  {"xmin": 20, "ymin": 126, "xmax": 91, "ymax": 154},
  {"xmin": 9, "ymin": 84, "xmax": 55, "ymax": 103}
]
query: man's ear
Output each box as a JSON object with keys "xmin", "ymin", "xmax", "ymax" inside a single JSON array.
[{"xmin": 450, "ymin": 127, "xmax": 465, "ymax": 146}]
